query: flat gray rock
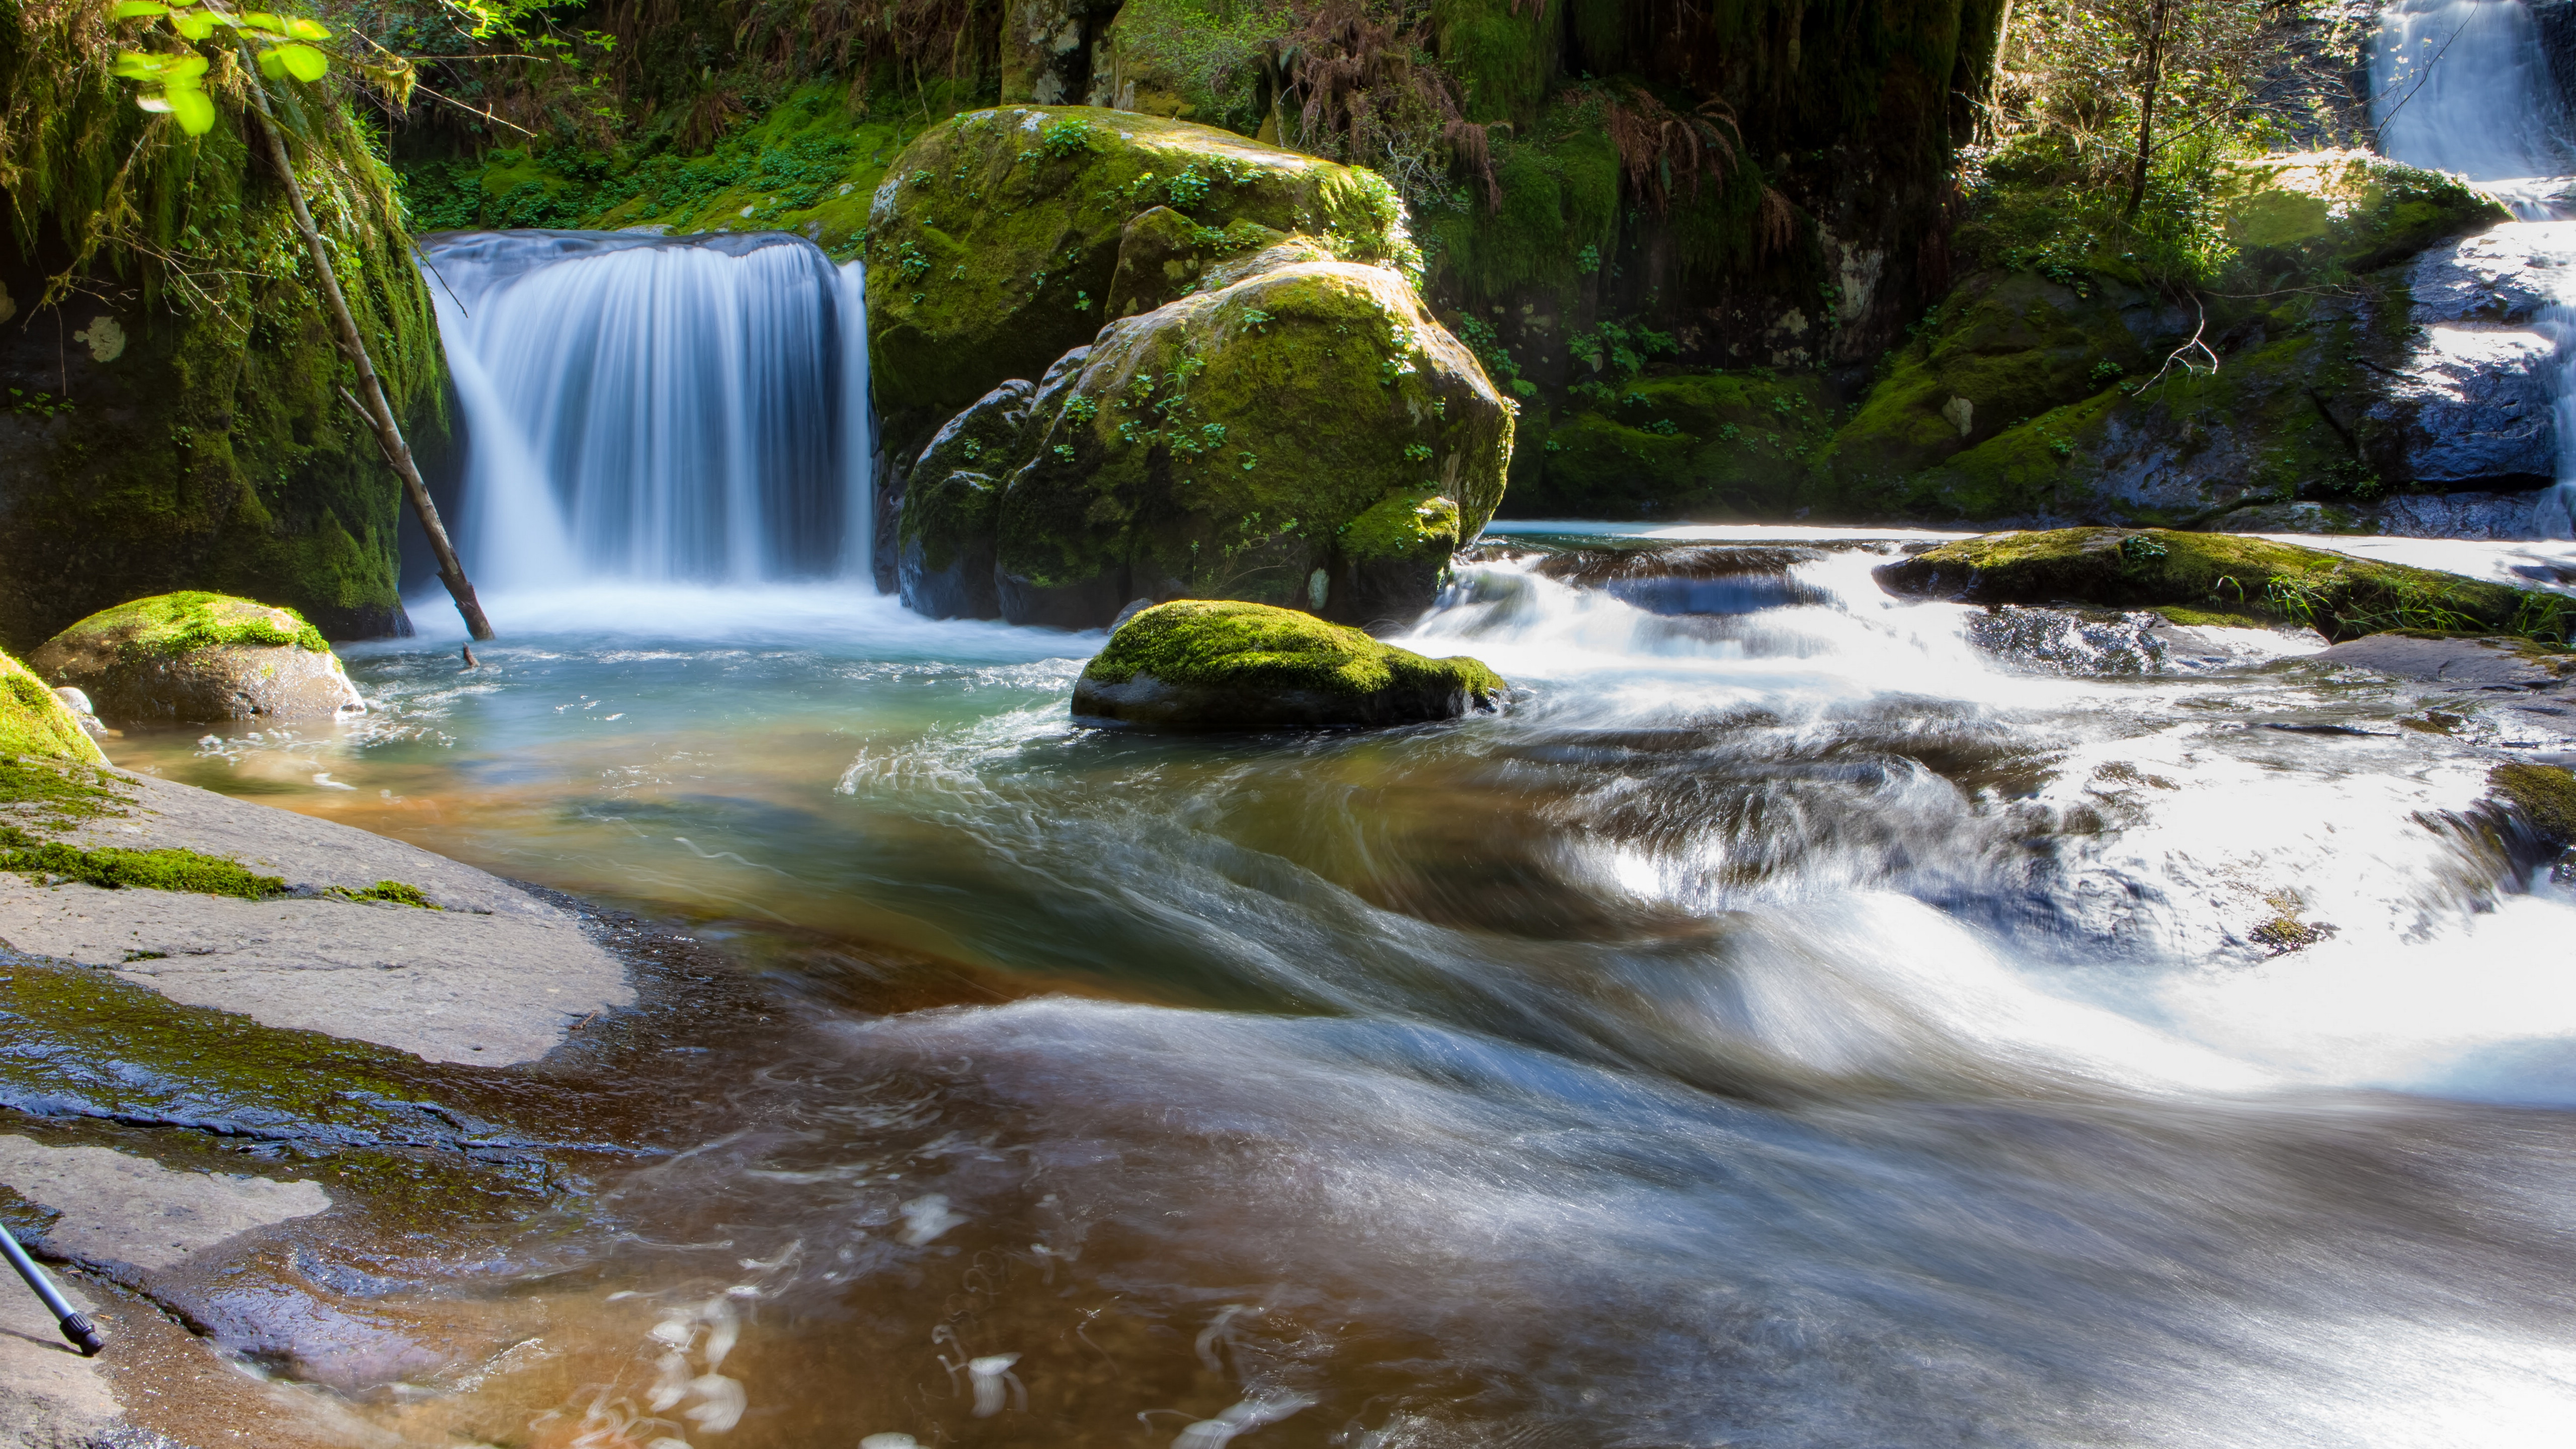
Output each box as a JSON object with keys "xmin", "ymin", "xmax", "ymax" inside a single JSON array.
[
  {"xmin": 0, "ymin": 773, "xmax": 630, "ymax": 1066},
  {"xmin": 2312, "ymin": 633, "xmax": 2576, "ymax": 689},
  {"xmin": 0, "ymin": 1136, "xmax": 328, "ymax": 1274},
  {"xmin": 0, "ymin": 1262, "xmax": 114, "ymax": 1449}
]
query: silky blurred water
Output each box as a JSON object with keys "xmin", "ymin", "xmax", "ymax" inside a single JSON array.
[{"xmin": 100, "ymin": 526, "xmax": 2576, "ymax": 1448}]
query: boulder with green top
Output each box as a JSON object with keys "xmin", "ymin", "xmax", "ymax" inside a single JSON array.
[
  {"xmin": 1872, "ymin": 529, "xmax": 2571, "ymax": 643},
  {"xmin": 863, "ymin": 104, "xmax": 1413, "ymax": 468},
  {"xmin": 1, "ymin": 652, "xmax": 110, "ymax": 765},
  {"xmin": 902, "ymin": 251, "xmax": 1512, "ymax": 630},
  {"xmin": 1072, "ymin": 599, "xmax": 1504, "ymax": 729},
  {"xmin": 28, "ymin": 593, "xmax": 365, "ymax": 727}
]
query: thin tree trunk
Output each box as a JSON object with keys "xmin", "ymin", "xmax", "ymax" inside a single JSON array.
[
  {"xmin": 2126, "ymin": 0, "xmax": 2170, "ymax": 219},
  {"xmin": 243, "ymin": 74, "xmax": 495, "ymax": 640}
]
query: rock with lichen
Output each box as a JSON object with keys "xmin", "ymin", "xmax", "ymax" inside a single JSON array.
[
  {"xmin": 900, "ymin": 251, "xmax": 1512, "ymax": 629},
  {"xmin": 1872, "ymin": 528, "xmax": 2571, "ymax": 642},
  {"xmin": 1071, "ymin": 599, "xmax": 1503, "ymax": 729},
  {"xmin": 28, "ymin": 593, "xmax": 365, "ymax": 727}
]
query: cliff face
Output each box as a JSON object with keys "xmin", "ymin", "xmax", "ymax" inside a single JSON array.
[{"xmin": 0, "ymin": 6, "xmax": 446, "ymax": 650}]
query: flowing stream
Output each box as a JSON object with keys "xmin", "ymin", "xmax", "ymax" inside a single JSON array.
[{"xmin": 109, "ymin": 526, "xmax": 2576, "ymax": 1447}]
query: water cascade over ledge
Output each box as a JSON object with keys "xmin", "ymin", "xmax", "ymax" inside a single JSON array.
[
  {"xmin": 420, "ymin": 230, "xmax": 873, "ymax": 589},
  {"xmin": 2372, "ymin": 0, "xmax": 2576, "ymax": 533}
]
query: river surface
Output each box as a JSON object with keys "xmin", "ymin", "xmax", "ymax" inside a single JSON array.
[{"xmin": 101, "ymin": 526, "xmax": 2576, "ymax": 1448}]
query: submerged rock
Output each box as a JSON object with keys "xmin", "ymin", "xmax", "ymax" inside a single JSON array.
[
  {"xmin": 28, "ymin": 592, "xmax": 364, "ymax": 727},
  {"xmin": 1872, "ymin": 528, "xmax": 2569, "ymax": 642},
  {"xmin": 0, "ymin": 651, "xmax": 109, "ymax": 764},
  {"xmin": 1071, "ymin": 599, "xmax": 1503, "ymax": 729},
  {"xmin": 902, "ymin": 253, "xmax": 1512, "ymax": 630}
]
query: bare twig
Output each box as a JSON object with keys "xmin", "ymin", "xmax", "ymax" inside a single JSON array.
[{"xmin": 2138, "ymin": 294, "xmax": 2219, "ymax": 393}]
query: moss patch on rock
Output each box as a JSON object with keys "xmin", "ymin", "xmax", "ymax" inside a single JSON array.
[
  {"xmin": 2212, "ymin": 150, "xmax": 2509, "ymax": 284},
  {"xmin": 0, "ymin": 654, "xmax": 107, "ymax": 766},
  {"xmin": 864, "ymin": 105, "xmax": 1414, "ymax": 464},
  {"xmin": 1873, "ymin": 528, "xmax": 2572, "ymax": 643},
  {"xmin": 1073, "ymin": 599, "xmax": 1503, "ymax": 728},
  {"xmin": 977, "ymin": 256, "xmax": 1512, "ymax": 628},
  {"xmin": 0, "ymin": 831, "xmax": 286, "ymax": 899},
  {"xmin": 1513, "ymin": 370, "xmax": 1833, "ymax": 519},
  {"xmin": 42, "ymin": 592, "xmax": 328, "ymax": 662},
  {"xmin": 2487, "ymin": 762, "xmax": 2576, "ymax": 849},
  {"xmin": 29, "ymin": 592, "xmax": 362, "ymax": 727}
]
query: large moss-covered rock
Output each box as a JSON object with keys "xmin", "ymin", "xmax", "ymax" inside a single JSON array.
[
  {"xmin": 1071, "ymin": 599, "xmax": 1503, "ymax": 729},
  {"xmin": 1873, "ymin": 528, "xmax": 2571, "ymax": 643},
  {"xmin": 902, "ymin": 252, "xmax": 1513, "ymax": 629},
  {"xmin": 0, "ymin": 652, "xmax": 108, "ymax": 765},
  {"xmin": 28, "ymin": 593, "xmax": 365, "ymax": 727},
  {"xmin": 0, "ymin": 33, "xmax": 444, "ymax": 654},
  {"xmin": 863, "ymin": 105, "xmax": 1413, "ymax": 466}
]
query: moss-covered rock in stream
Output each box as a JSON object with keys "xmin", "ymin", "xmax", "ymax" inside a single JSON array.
[
  {"xmin": 0, "ymin": 20, "xmax": 443, "ymax": 654},
  {"xmin": 1072, "ymin": 598, "xmax": 1503, "ymax": 728},
  {"xmin": 864, "ymin": 105, "xmax": 1414, "ymax": 469},
  {"xmin": 0, "ymin": 653, "xmax": 108, "ymax": 766},
  {"xmin": 2487, "ymin": 762, "xmax": 2576, "ymax": 849},
  {"xmin": 1873, "ymin": 528, "xmax": 2573, "ymax": 643},
  {"xmin": 28, "ymin": 593, "xmax": 363, "ymax": 728},
  {"xmin": 904, "ymin": 250, "xmax": 1512, "ymax": 629},
  {"xmin": 2211, "ymin": 151, "xmax": 2508, "ymax": 285}
]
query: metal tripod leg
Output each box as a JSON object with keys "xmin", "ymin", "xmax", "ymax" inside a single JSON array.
[{"xmin": 0, "ymin": 1219, "xmax": 103, "ymax": 1356}]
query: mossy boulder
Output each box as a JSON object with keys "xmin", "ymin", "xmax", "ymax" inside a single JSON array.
[
  {"xmin": 1872, "ymin": 528, "xmax": 2572, "ymax": 643},
  {"xmin": 2211, "ymin": 151, "xmax": 2509, "ymax": 284},
  {"xmin": 1, "ymin": 653, "xmax": 109, "ymax": 766},
  {"xmin": 903, "ymin": 255, "xmax": 1513, "ymax": 629},
  {"xmin": 863, "ymin": 104, "xmax": 1414, "ymax": 465},
  {"xmin": 1071, "ymin": 599, "xmax": 1504, "ymax": 729},
  {"xmin": 2487, "ymin": 762, "xmax": 2576, "ymax": 850},
  {"xmin": 28, "ymin": 593, "xmax": 365, "ymax": 727}
]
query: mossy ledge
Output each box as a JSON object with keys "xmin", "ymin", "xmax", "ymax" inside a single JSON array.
[
  {"xmin": 1873, "ymin": 529, "xmax": 2571, "ymax": 644},
  {"xmin": 0, "ymin": 828, "xmax": 285, "ymax": 899},
  {"xmin": 1073, "ymin": 599, "xmax": 1503, "ymax": 730}
]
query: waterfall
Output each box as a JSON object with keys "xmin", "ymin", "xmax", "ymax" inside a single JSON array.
[
  {"xmin": 2372, "ymin": 0, "xmax": 2576, "ymax": 535},
  {"xmin": 420, "ymin": 230, "xmax": 873, "ymax": 588},
  {"xmin": 2371, "ymin": 0, "xmax": 2572, "ymax": 217}
]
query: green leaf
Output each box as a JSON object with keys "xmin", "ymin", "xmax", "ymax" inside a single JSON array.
[
  {"xmin": 173, "ymin": 11, "xmax": 218, "ymax": 38},
  {"xmin": 112, "ymin": 50, "xmax": 166, "ymax": 79},
  {"xmin": 110, "ymin": 3, "xmax": 171, "ymax": 19},
  {"xmin": 166, "ymin": 87, "xmax": 215, "ymax": 134},
  {"xmin": 283, "ymin": 16, "xmax": 330, "ymax": 39},
  {"xmin": 271, "ymin": 41, "xmax": 327, "ymax": 81}
]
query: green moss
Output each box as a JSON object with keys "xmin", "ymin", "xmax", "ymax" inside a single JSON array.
[
  {"xmin": 334, "ymin": 879, "xmax": 438, "ymax": 909},
  {"xmin": 1087, "ymin": 599, "xmax": 1503, "ymax": 701},
  {"xmin": 1878, "ymin": 528, "xmax": 2572, "ymax": 643},
  {"xmin": 993, "ymin": 259, "xmax": 1511, "ymax": 611},
  {"xmin": 1418, "ymin": 114, "xmax": 1621, "ymax": 307},
  {"xmin": 1097, "ymin": 0, "xmax": 1296, "ymax": 134},
  {"xmin": 50, "ymin": 591, "xmax": 329, "ymax": 663},
  {"xmin": 2487, "ymin": 763, "xmax": 2576, "ymax": 848},
  {"xmin": 1341, "ymin": 488, "xmax": 1462, "ymax": 564},
  {"xmin": 0, "ymin": 828, "xmax": 285, "ymax": 898},
  {"xmin": 2213, "ymin": 151, "xmax": 2509, "ymax": 282},
  {"xmin": 2154, "ymin": 605, "xmax": 2274, "ymax": 629},
  {"xmin": 1430, "ymin": 0, "xmax": 1561, "ymax": 128},
  {"xmin": 0, "ymin": 754, "xmax": 132, "ymax": 829},
  {"xmin": 0, "ymin": 961, "xmax": 550, "ymax": 1226},
  {"xmin": 1516, "ymin": 371, "xmax": 1832, "ymax": 518},
  {"xmin": 866, "ymin": 104, "xmax": 1412, "ymax": 464},
  {"xmin": 0, "ymin": 656, "xmax": 108, "ymax": 766}
]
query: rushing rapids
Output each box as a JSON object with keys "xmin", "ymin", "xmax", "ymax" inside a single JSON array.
[
  {"xmin": 421, "ymin": 230, "xmax": 874, "ymax": 588},
  {"xmin": 104, "ymin": 520, "xmax": 2576, "ymax": 1447}
]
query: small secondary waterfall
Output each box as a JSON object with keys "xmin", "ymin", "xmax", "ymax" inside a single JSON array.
[
  {"xmin": 2373, "ymin": 0, "xmax": 2576, "ymax": 535},
  {"xmin": 421, "ymin": 230, "xmax": 873, "ymax": 588}
]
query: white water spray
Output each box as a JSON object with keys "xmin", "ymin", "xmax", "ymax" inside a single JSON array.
[{"xmin": 420, "ymin": 230, "xmax": 872, "ymax": 588}]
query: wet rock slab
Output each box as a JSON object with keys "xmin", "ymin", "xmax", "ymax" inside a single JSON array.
[{"xmin": 0, "ymin": 772, "xmax": 630, "ymax": 1066}]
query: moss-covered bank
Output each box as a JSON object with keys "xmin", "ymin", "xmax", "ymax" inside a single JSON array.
[{"xmin": 0, "ymin": 652, "xmax": 108, "ymax": 766}]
